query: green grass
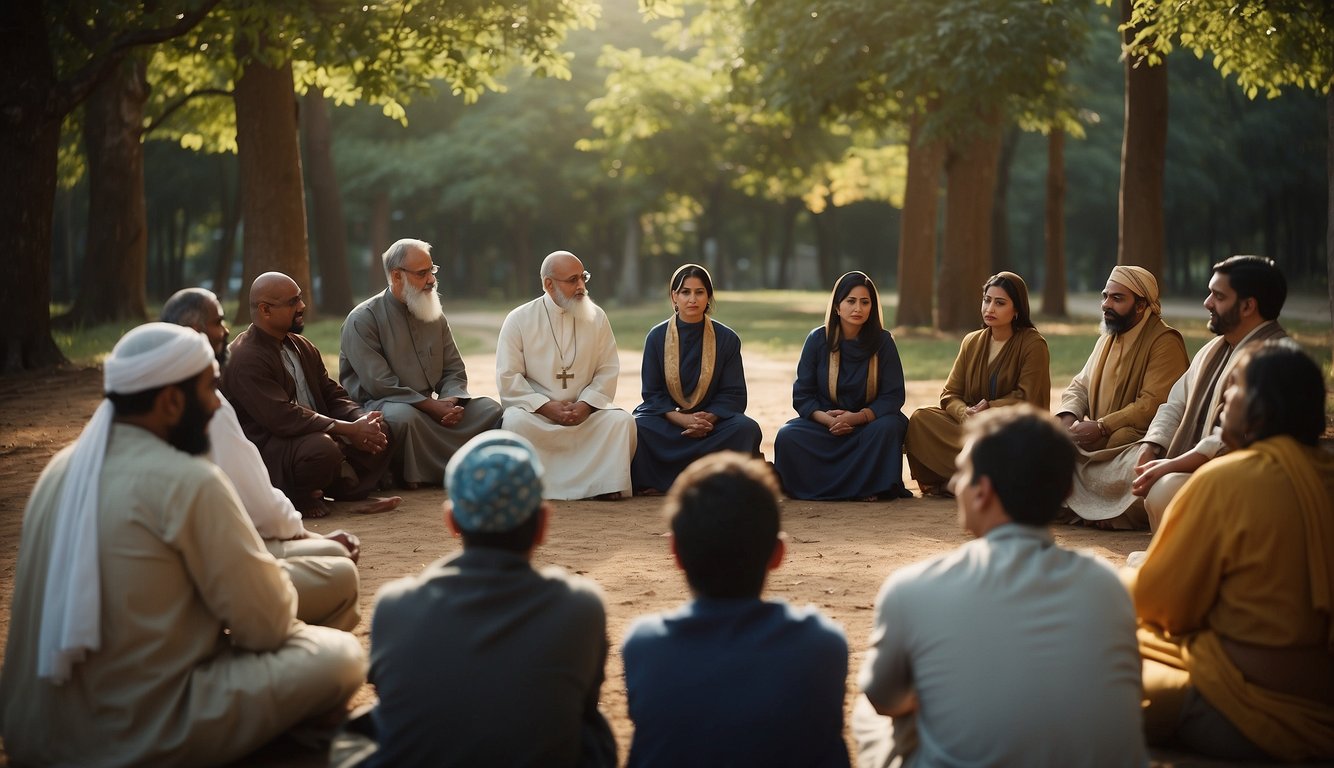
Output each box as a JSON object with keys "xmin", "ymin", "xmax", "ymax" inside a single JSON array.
[{"xmin": 50, "ymin": 291, "xmax": 1333, "ymax": 387}]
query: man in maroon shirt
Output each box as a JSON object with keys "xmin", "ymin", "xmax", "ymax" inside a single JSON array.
[{"xmin": 223, "ymin": 271, "xmax": 400, "ymax": 517}]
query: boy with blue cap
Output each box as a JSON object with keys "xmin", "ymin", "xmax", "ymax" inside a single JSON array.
[{"xmin": 359, "ymin": 431, "xmax": 616, "ymax": 767}]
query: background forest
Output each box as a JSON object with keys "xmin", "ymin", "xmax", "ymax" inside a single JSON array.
[{"xmin": 2, "ymin": 0, "xmax": 1330, "ymax": 372}]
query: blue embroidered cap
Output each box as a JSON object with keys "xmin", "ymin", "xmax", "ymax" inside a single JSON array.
[{"xmin": 445, "ymin": 430, "xmax": 545, "ymax": 533}]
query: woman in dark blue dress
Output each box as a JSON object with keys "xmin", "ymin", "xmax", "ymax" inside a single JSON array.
[
  {"xmin": 632, "ymin": 264, "xmax": 762, "ymax": 495},
  {"xmin": 773, "ymin": 271, "xmax": 908, "ymax": 501}
]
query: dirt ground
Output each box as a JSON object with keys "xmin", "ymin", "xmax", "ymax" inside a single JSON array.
[{"xmin": 0, "ymin": 343, "xmax": 1158, "ymax": 765}]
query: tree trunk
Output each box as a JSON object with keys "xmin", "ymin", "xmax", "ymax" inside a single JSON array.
[
  {"xmin": 939, "ymin": 123, "xmax": 1002, "ymax": 332},
  {"xmin": 0, "ymin": 2, "xmax": 66, "ymax": 370},
  {"xmin": 896, "ymin": 118, "xmax": 945, "ymax": 327},
  {"xmin": 1118, "ymin": 0, "xmax": 1168, "ymax": 278},
  {"xmin": 991, "ymin": 126, "xmax": 1020, "ymax": 273},
  {"xmin": 301, "ymin": 89, "xmax": 353, "ymax": 314},
  {"xmin": 755, "ymin": 205, "xmax": 772, "ymax": 289},
  {"xmin": 1042, "ymin": 128, "xmax": 1068, "ymax": 317},
  {"xmin": 212, "ymin": 155, "xmax": 240, "ymax": 301},
  {"xmin": 616, "ymin": 211, "xmax": 642, "ymax": 303},
  {"xmin": 813, "ymin": 193, "xmax": 838, "ymax": 282},
  {"xmin": 366, "ymin": 188, "xmax": 391, "ymax": 295},
  {"xmin": 511, "ymin": 216, "xmax": 532, "ymax": 300},
  {"xmin": 776, "ymin": 197, "xmax": 801, "ymax": 289},
  {"xmin": 62, "ymin": 54, "xmax": 150, "ymax": 326},
  {"xmin": 1327, "ymin": 89, "xmax": 1333, "ymax": 366},
  {"xmin": 233, "ymin": 44, "xmax": 310, "ymax": 324}
]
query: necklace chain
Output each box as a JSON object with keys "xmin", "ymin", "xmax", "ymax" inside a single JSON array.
[{"xmin": 543, "ymin": 302, "xmax": 577, "ymax": 370}]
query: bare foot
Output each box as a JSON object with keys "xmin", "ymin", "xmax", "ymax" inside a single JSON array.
[
  {"xmin": 298, "ymin": 496, "xmax": 331, "ymax": 519},
  {"xmin": 590, "ymin": 492, "xmax": 624, "ymax": 501},
  {"xmin": 346, "ymin": 496, "xmax": 402, "ymax": 514},
  {"xmin": 635, "ymin": 488, "xmax": 663, "ymax": 497}
]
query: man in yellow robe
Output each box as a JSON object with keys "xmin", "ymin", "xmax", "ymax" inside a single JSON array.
[
  {"xmin": 1127, "ymin": 341, "xmax": 1334, "ymax": 762},
  {"xmin": 1057, "ymin": 265, "xmax": 1188, "ymax": 528}
]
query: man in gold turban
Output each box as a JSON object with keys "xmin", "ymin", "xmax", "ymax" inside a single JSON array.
[{"xmin": 1056, "ymin": 265, "xmax": 1189, "ymax": 528}]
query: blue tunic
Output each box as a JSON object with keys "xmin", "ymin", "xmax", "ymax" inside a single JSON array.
[
  {"xmin": 773, "ymin": 327, "xmax": 908, "ymax": 500},
  {"xmin": 622, "ymin": 598, "xmax": 850, "ymax": 767},
  {"xmin": 632, "ymin": 317, "xmax": 762, "ymax": 493}
]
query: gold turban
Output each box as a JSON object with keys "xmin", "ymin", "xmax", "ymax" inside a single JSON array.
[{"xmin": 1108, "ymin": 265, "xmax": 1161, "ymax": 315}]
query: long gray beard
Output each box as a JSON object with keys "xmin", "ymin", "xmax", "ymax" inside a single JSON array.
[
  {"xmin": 556, "ymin": 291, "xmax": 598, "ymax": 325},
  {"xmin": 406, "ymin": 286, "xmax": 444, "ymax": 323}
]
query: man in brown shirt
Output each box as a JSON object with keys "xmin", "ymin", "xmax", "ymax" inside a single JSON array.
[{"xmin": 223, "ymin": 272, "xmax": 400, "ymax": 517}]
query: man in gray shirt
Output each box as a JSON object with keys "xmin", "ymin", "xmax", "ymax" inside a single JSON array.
[
  {"xmin": 856, "ymin": 405, "xmax": 1147, "ymax": 767},
  {"xmin": 340, "ymin": 238, "xmax": 501, "ymax": 489}
]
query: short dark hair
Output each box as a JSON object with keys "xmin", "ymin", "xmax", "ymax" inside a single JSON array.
[
  {"xmin": 160, "ymin": 288, "xmax": 218, "ymax": 330},
  {"xmin": 1212, "ymin": 255, "xmax": 1286, "ymax": 321},
  {"xmin": 459, "ymin": 508, "xmax": 542, "ymax": 552},
  {"xmin": 962, "ymin": 405, "xmax": 1075, "ymax": 526},
  {"xmin": 666, "ymin": 452, "xmax": 781, "ymax": 599},
  {"xmin": 106, "ymin": 372, "xmax": 198, "ymax": 418},
  {"xmin": 825, "ymin": 271, "xmax": 884, "ymax": 349},
  {"xmin": 670, "ymin": 263, "xmax": 715, "ymax": 315},
  {"xmin": 1235, "ymin": 339, "xmax": 1323, "ymax": 447}
]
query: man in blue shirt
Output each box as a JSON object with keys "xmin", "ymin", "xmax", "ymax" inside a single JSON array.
[{"xmin": 622, "ymin": 452, "xmax": 850, "ymax": 766}]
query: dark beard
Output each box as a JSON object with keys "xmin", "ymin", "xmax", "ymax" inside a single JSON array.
[
  {"xmin": 1101, "ymin": 306, "xmax": 1137, "ymax": 335},
  {"xmin": 288, "ymin": 317, "xmax": 304, "ymax": 334},
  {"xmin": 215, "ymin": 345, "xmax": 229, "ymax": 367},
  {"xmin": 1207, "ymin": 303, "xmax": 1240, "ymax": 336},
  {"xmin": 167, "ymin": 386, "xmax": 213, "ymax": 455}
]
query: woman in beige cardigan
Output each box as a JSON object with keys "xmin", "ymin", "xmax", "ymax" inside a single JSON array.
[{"xmin": 905, "ymin": 271, "xmax": 1050, "ymax": 495}]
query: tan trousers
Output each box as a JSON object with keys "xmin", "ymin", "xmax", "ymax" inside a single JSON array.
[{"xmin": 266, "ymin": 538, "xmax": 361, "ymax": 631}]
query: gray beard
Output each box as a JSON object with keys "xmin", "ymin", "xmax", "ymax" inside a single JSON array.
[
  {"xmin": 555, "ymin": 290, "xmax": 598, "ymax": 325},
  {"xmin": 405, "ymin": 286, "xmax": 444, "ymax": 323}
]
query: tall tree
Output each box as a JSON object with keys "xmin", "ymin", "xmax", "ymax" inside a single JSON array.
[
  {"xmin": 742, "ymin": 0, "xmax": 1087, "ymax": 330},
  {"xmin": 0, "ymin": 0, "xmax": 218, "ymax": 372},
  {"xmin": 1117, "ymin": 0, "xmax": 1167, "ymax": 277},
  {"xmin": 302, "ymin": 89, "xmax": 354, "ymax": 314},
  {"xmin": 65, "ymin": 53, "xmax": 152, "ymax": 326},
  {"xmin": 1122, "ymin": 0, "xmax": 1332, "ymax": 344},
  {"xmin": 895, "ymin": 119, "xmax": 943, "ymax": 327},
  {"xmin": 1043, "ymin": 129, "xmax": 1068, "ymax": 316},
  {"xmin": 940, "ymin": 118, "xmax": 1003, "ymax": 330},
  {"xmin": 233, "ymin": 39, "xmax": 310, "ymax": 322}
]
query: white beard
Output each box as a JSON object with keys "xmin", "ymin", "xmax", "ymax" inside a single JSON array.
[
  {"xmin": 555, "ymin": 289, "xmax": 598, "ymax": 325},
  {"xmin": 405, "ymin": 285, "xmax": 444, "ymax": 323}
]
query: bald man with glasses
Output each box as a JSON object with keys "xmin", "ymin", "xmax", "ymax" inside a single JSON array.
[
  {"xmin": 494, "ymin": 250, "xmax": 636, "ymax": 500},
  {"xmin": 340, "ymin": 238, "xmax": 502, "ymax": 490},
  {"xmin": 223, "ymin": 271, "xmax": 401, "ymax": 517}
]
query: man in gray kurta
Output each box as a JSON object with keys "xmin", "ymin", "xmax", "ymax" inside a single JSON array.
[
  {"xmin": 0, "ymin": 323, "xmax": 366, "ymax": 766},
  {"xmin": 340, "ymin": 238, "xmax": 502, "ymax": 488}
]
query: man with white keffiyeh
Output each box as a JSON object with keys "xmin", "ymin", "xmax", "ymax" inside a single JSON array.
[{"xmin": 0, "ymin": 323, "xmax": 367, "ymax": 766}]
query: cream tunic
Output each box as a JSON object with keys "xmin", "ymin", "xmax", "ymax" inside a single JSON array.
[{"xmin": 495, "ymin": 294, "xmax": 635, "ymax": 499}]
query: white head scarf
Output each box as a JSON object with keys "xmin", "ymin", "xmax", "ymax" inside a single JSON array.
[{"xmin": 39, "ymin": 323, "xmax": 215, "ymax": 683}]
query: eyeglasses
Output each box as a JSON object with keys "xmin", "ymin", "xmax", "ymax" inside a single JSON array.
[
  {"xmin": 398, "ymin": 264, "xmax": 439, "ymax": 279},
  {"xmin": 264, "ymin": 293, "xmax": 303, "ymax": 308},
  {"xmin": 552, "ymin": 271, "xmax": 591, "ymax": 286}
]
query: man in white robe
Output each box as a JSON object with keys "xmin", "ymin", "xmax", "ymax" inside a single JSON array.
[
  {"xmin": 1128, "ymin": 255, "xmax": 1287, "ymax": 531},
  {"xmin": 495, "ymin": 250, "xmax": 636, "ymax": 500},
  {"xmin": 163, "ymin": 287, "xmax": 361, "ymax": 630},
  {"xmin": 0, "ymin": 323, "xmax": 365, "ymax": 766},
  {"xmin": 340, "ymin": 238, "xmax": 502, "ymax": 488}
]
